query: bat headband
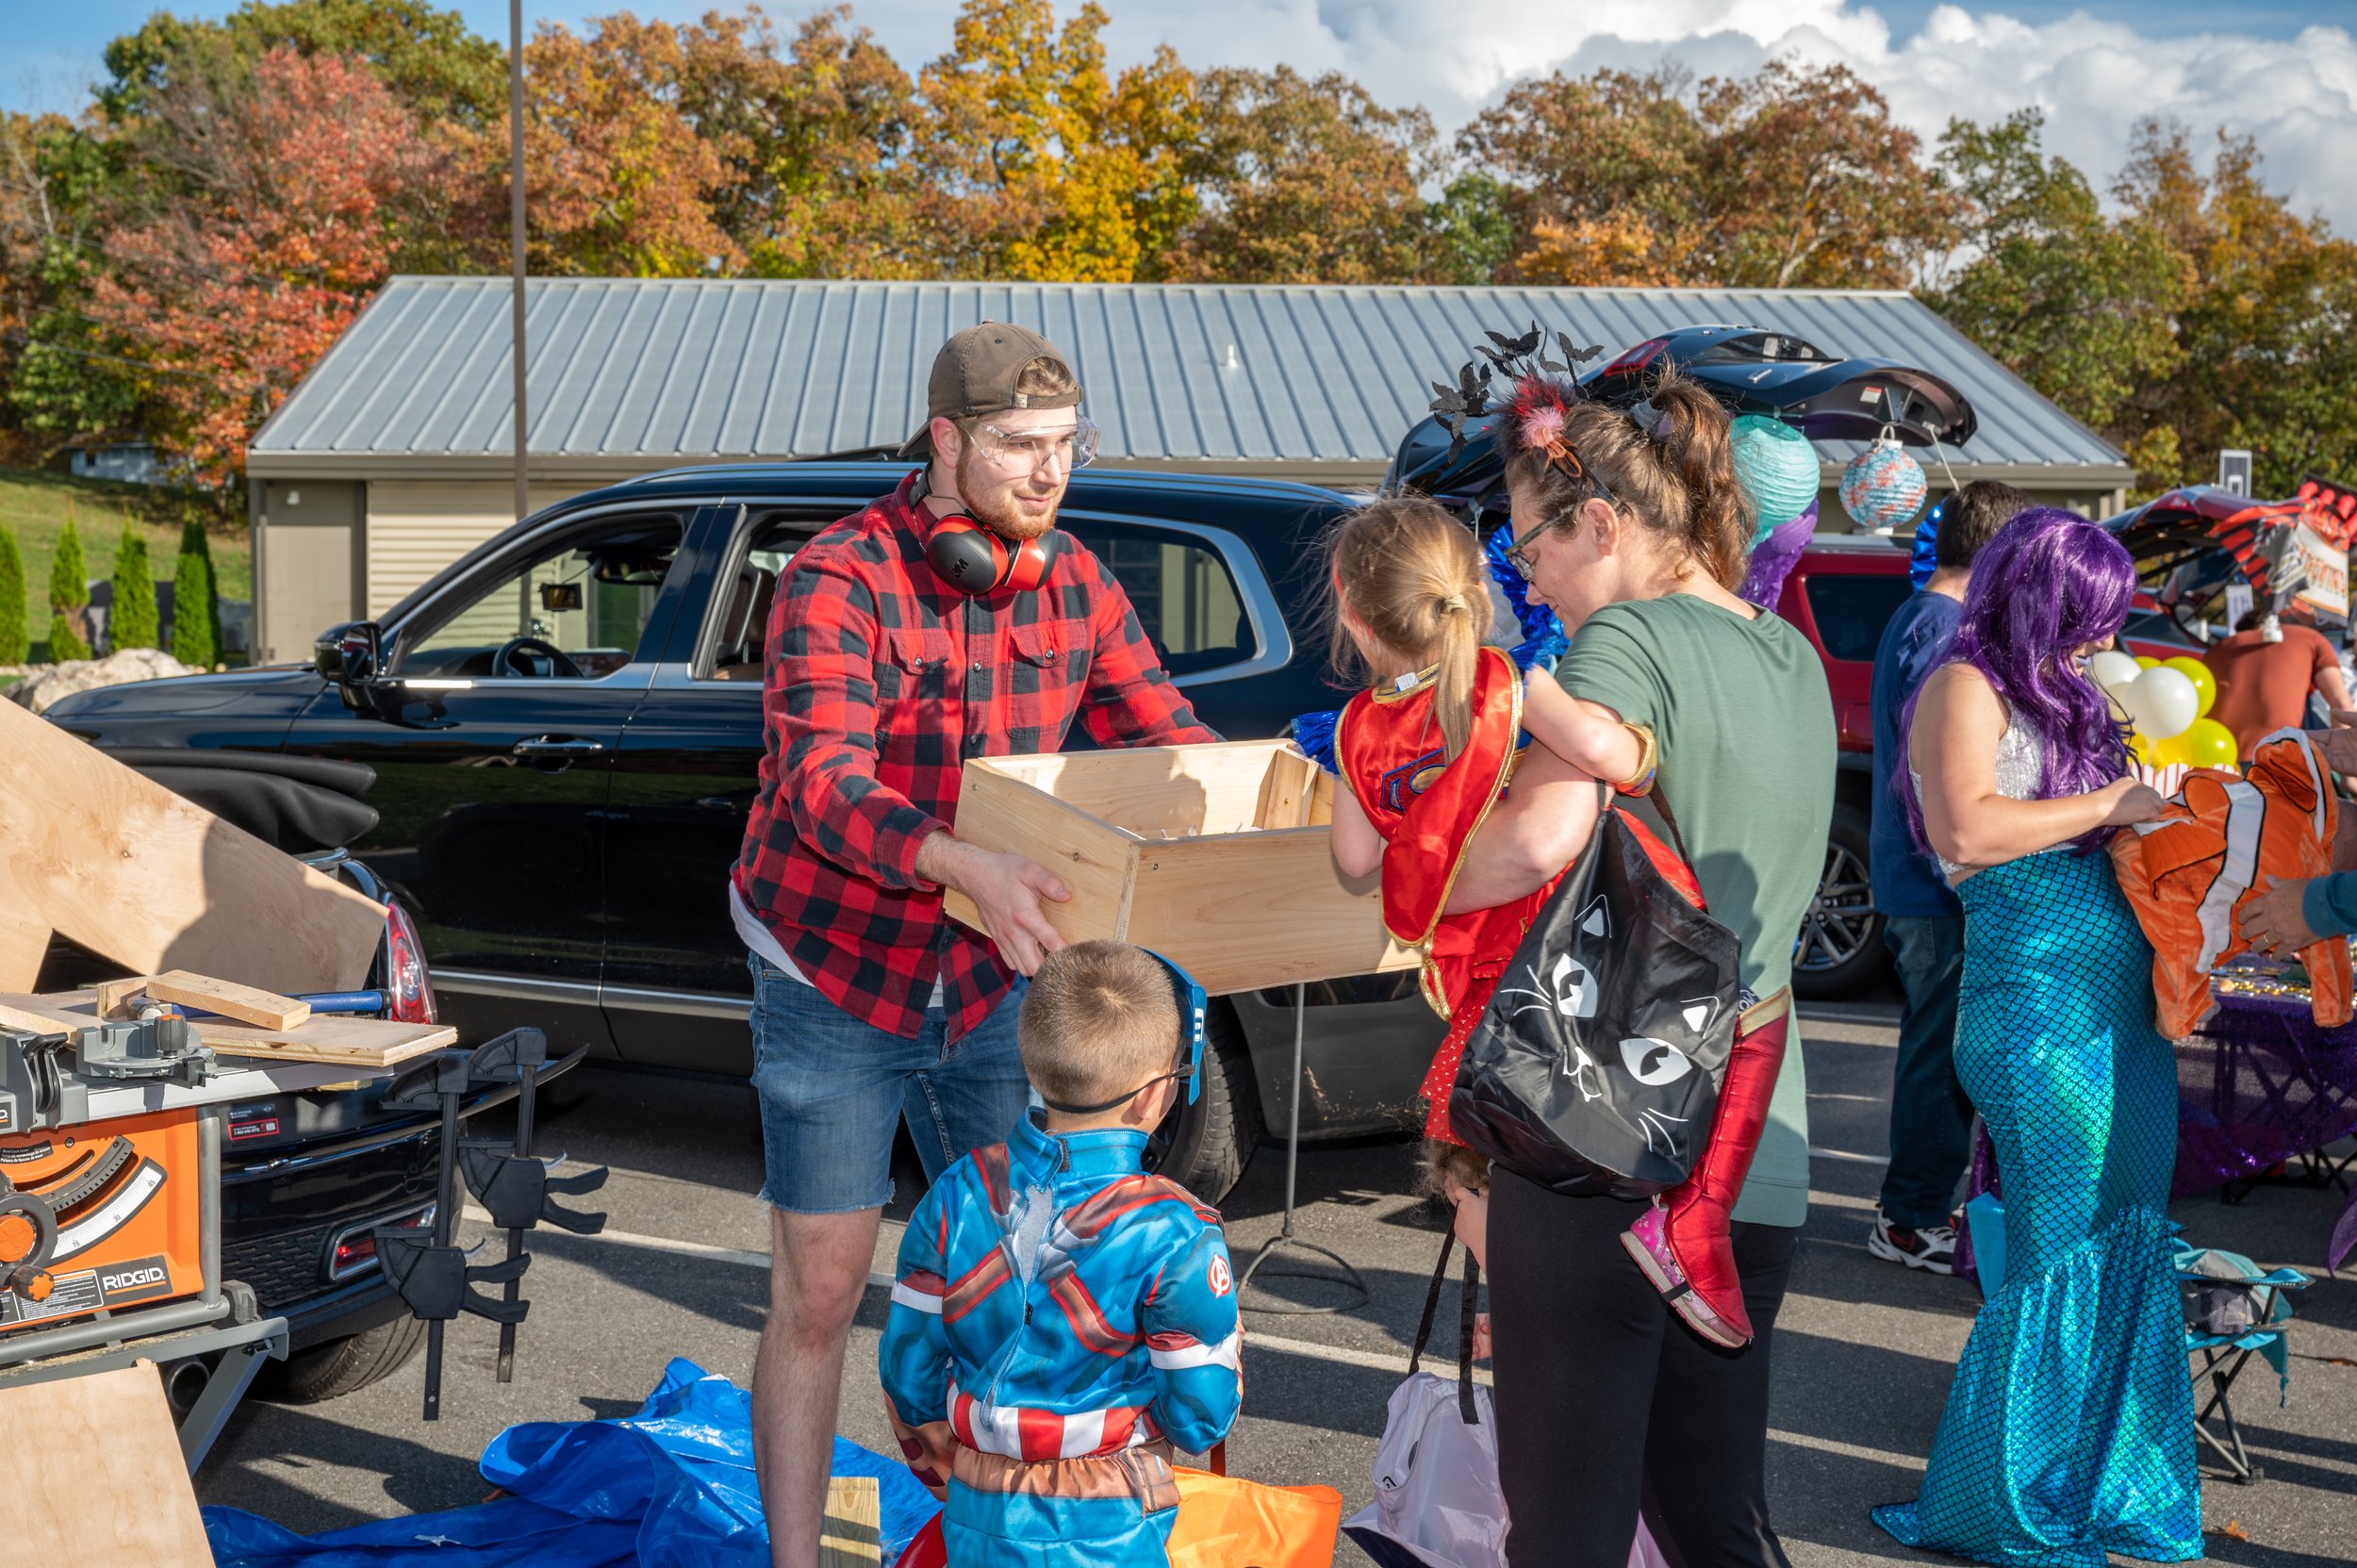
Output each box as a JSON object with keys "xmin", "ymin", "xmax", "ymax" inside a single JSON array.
[{"xmin": 1426, "ymin": 322, "xmax": 1605, "ymax": 465}]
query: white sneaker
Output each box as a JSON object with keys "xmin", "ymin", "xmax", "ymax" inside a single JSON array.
[{"xmin": 1867, "ymin": 1213, "xmax": 1956, "ymax": 1274}]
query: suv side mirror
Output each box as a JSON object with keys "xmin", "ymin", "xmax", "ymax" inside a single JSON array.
[{"xmin": 316, "ymin": 621, "xmax": 387, "ymax": 712}]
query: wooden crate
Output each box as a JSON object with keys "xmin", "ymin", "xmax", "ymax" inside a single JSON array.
[{"xmin": 942, "ymin": 740, "xmax": 1419, "ymax": 995}]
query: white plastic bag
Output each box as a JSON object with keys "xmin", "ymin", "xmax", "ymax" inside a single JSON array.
[{"xmin": 1343, "ymin": 1235, "xmax": 1671, "ymax": 1568}]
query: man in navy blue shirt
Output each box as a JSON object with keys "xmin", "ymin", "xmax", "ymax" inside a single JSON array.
[{"xmin": 1867, "ymin": 480, "xmax": 2029, "ymax": 1272}]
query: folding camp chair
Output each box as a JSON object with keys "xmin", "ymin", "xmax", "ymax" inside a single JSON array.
[{"xmin": 2176, "ymin": 1242, "xmax": 2310, "ymax": 1484}]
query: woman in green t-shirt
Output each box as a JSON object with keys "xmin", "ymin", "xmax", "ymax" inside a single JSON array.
[{"xmin": 1442, "ymin": 369, "xmax": 1836, "ymax": 1568}]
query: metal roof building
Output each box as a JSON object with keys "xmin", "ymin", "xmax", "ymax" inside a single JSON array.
[{"xmin": 244, "ymin": 275, "xmax": 2133, "ymax": 660}]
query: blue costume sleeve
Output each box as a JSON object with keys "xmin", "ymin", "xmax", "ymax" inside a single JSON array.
[
  {"xmin": 2303, "ymin": 874, "xmax": 2357, "ymax": 942},
  {"xmin": 1142, "ymin": 1224, "xmax": 1243, "ymax": 1453},
  {"xmin": 880, "ymin": 1182, "xmax": 954, "ymax": 1428}
]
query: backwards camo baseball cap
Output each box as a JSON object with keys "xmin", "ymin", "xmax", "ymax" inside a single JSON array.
[{"xmin": 900, "ymin": 322, "xmax": 1083, "ymax": 458}]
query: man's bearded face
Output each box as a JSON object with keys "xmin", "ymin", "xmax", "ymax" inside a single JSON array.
[{"xmin": 948, "ymin": 407, "xmax": 1080, "ymax": 541}]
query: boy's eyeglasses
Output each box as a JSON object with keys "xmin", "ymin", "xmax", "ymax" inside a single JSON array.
[{"xmin": 1032, "ymin": 952, "xmax": 1206, "ymax": 1117}]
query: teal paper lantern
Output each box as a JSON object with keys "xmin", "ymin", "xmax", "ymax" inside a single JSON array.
[
  {"xmin": 1729, "ymin": 415, "xmax": 1818, "ymax": 548},
  {"xmin": 1839, "ymin": 437, "xmax": 1927, "ymax": 532}
]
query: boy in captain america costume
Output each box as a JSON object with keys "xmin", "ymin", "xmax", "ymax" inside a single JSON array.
[{"xmin": 881, "ymin": 941, "xmax": 1241, "ymax": 1566}]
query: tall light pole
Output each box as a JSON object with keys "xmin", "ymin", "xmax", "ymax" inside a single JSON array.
[{"xmin": 508, "ymin": 1, "xmax": 529, "ymax": 523}]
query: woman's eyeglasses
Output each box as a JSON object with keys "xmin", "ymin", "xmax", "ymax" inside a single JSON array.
[{"xmin": 1505, "ymin": 480, "xmax": 1621, "ymax": 580}]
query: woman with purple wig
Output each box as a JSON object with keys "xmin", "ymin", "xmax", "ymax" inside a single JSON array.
[{"xmin": 1871, "ymin": 509, "xmax": 2199, "ymax": 1566}]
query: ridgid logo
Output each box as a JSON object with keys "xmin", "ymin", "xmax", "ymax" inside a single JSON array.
[{"xmin": 98, "ymin": 1255, "xmax": 172, "ymax": 1302}]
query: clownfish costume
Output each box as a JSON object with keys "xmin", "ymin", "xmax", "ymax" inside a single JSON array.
[{"xmin": 2108, "ymin": 727, "xmax": 2352, "ymax": 1039}]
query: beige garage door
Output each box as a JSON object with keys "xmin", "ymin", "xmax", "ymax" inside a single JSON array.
[{"xmin": 365, "ymin": 481, "xmax": 584, "ymax": 619}]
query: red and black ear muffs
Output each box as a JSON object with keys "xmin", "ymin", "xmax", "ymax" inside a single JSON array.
[
  {"xmin": 923, "ymin": 511, "xmax": 1061, "ymax": 595},
  {"xmin": 913, "ymin": 470, "xmax": 1062, "ymax": 596}
]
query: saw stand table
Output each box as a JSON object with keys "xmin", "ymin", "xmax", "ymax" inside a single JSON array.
[
  {"xmin": 0, "ymin": 1034, "xmax": 406, "ymax": 1471},
  {"xmin": 1237, "ymin": 983, "xmax": 1370, "ymax": 1313}
]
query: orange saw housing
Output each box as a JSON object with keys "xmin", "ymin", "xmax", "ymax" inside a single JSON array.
[{"xmin": 0, "ymin": 1107, "xmax": 206, "ymax": 1334}]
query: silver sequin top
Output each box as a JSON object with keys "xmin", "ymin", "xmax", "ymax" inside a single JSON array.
[{"xmin": 1912, "ymin": 707, "xmax": 2051, "ymax": 882}]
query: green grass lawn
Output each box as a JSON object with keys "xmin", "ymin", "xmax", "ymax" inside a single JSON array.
[{"xmin": 0, "ymin": 466, "xmax": 250, "ymax": 662}]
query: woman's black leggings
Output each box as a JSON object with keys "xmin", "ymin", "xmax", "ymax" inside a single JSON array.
[{"xmin": 1488, "ymin": 1167, "xmax": 1798, "ymax": 1568}]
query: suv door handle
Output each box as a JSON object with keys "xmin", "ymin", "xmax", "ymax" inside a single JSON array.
[{"xmin": 511, "ymin": 736, "xmax": 607, "ymax": 756}]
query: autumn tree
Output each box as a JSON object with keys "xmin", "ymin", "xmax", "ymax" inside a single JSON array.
[
  {"xmin": 1463, "ymin": 61, "xmax": 1953, "ymax": 289},
  {"xmin": 2110, "ymin": 122, "xmax": 2357, "ymax": 494},
  {"xmin": 1165, "ymin": 65, "xmax": 1439, "ymax": 284},
  {"xmin": 78, "ymin": 46, "xmax": 455, "ymax": 480},
  {"xmin": 673, "ymin": 6, "xmax": 927, "ymax": 278},
  {"xmin": 1460, "ymin": 68, "xmax": 1706, "ymax": 286},
  {"xmin": 1925, "ymin": 112, "xmax": 2188, "ymax": 462},
  {"xmin": 915, "ymin": 0, "xmax": 1198, "ymax": 281},
  {"xmin": 477, "ymin": 15, "xmax": 745, "ymax": 278}
]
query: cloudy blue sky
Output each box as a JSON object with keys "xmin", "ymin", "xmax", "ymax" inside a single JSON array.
[{"xmin": 10, "ymin": 2, "xmax": 2355, "ymax": 227}]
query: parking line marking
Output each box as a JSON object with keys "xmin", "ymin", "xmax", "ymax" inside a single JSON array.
[
  {"xmin": 462, "ymin": 1204, "xmax": 774, "ymax": 1271},
  {"xmin": 1769, "ymin": 1428, "xmax": 1923, "ymax": 1472},
  {"xmin": 1809, "ymin": 1146, "xmax": 1888, "ymax": 1165},
  {"xmin": 485, "ymin": 1205, "xmax": 1499, "ymax": 1382}
]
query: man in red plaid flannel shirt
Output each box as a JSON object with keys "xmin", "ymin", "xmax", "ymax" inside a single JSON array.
[{"xmin": 731, "ymin": 323, "xmax": 1217, "ymax": 1568}]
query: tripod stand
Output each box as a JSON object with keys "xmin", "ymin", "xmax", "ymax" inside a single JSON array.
[{"xmin": 1237, "ymin": 982, "xmax": 1370, "ymax": 1313}]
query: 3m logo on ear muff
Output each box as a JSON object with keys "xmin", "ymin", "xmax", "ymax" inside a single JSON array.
[{"xmin": 923, "ymin": 512, "xmax": 1062, "ymax": 596}]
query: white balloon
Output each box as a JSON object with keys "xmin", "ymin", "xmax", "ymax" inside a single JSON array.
[
  {"xmin": 2126, "ymin": 666, "xmax": 2200, "ymax": 740},
  {"xmin": 2086, "ymin": 650, "xmax": 2142, "ymax": 692}
]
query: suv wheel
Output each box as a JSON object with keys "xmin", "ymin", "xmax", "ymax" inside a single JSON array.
[
  {"xmin": 1147, "ymin": 1000, "xmax": 1262, "ymax": 1204},
  {"xmin": 258, "ymin": 1313, "xmax": 428, "ymax": 1404},
  {"xmin": 1792, "ymin": 802, "xmax": 1887, "ymax": 999}
]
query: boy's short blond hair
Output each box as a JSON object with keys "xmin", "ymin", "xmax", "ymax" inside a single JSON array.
[{"xmin": 1019, "ymin": 941, "xmax": 1181, "ymax": 1108}]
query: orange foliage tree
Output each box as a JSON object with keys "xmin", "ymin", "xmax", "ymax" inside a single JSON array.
[{"xmin": 82, "ymin": 47, "xmax": 453, "ymax": 480}]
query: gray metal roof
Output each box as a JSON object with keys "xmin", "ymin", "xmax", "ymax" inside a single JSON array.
[{"xmin": 247, "ymin": 276, "xmax": 2131, "ymax": 485}]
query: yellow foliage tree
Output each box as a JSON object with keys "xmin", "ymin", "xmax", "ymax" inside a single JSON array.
[{"xmin": 915, "ymin": 0, "xmax": 1196, "ymax": 282}]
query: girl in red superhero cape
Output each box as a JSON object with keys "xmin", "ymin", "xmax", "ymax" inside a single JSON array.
[{"xmin": 1320, "ymin": 498, "xmax": 1708, "ymax": 1305}]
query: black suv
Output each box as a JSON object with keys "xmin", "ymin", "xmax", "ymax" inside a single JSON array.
[{"xmin": 44, "ymin": 466, "xmax": 1444, "ymax": 1200}]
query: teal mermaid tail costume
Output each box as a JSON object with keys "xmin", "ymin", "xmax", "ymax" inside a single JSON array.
[{"xmin": 1872, "ymin": 850, "xmax": 2200, "ymax": 1566}]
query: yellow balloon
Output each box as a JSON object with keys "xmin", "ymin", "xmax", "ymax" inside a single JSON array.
[
  {"xmin": 2128, "ymin": 733, "xmax": 2157, "ymax": 766},
  {"xmin": 2148, "ymin": 732, "xmax": 2196, "ymax": 767},
  {"xmin": 2179, "ymin": 717, "xmax": 2239, "ymax": 769},
  {"xmin": 2134, "ymin": 655, "xmax": 2161, "ymax": 669},
  {"xmin": 2162, "ymin": 655, "xmax": 2216, "ymax": 718}
]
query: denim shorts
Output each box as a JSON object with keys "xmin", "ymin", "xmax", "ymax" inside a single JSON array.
[{"xmin": 748, "ymin": 953, "xmax": 1032, "ymax": 1214}]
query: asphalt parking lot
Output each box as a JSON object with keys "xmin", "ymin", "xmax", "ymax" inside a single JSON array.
[{"xmin": 198, "ymin": 999, "xmax": 2357, "ymax": 1566}]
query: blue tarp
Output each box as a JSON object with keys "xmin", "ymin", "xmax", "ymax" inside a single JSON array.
[{"xmin": 206, "ymin": 1358, "xmax": 940, "ymax": 1567}]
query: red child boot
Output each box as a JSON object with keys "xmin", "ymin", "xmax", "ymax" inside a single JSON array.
[{"xmin": 1621, "ymin": 993, "xmax": 1791, "ymax": 1348}]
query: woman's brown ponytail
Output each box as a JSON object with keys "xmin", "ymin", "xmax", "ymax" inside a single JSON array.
[
  {"xmin": 1642, "ymin": 377, "xmax": 1753, "ymax": 590},
  {"xmin": 1501, "ymin": 365, "xmax": 1755, "ymax": 590}
]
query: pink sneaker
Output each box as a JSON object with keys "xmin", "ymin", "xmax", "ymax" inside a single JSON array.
[{"xmin": 1620, "ymin": 1199, "xmax": 1746, "ymax": 1349}]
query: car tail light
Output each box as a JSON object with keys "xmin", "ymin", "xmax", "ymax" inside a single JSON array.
[
  {"xmin": 1601, "ymin": 337, "xmax": 1668, "ymax": 378},
  {"xmin": 383, "ymin": 898, "xmax": 438, "ymax": 1024},
  {"xmin": 328, "ymin": 1204, "xmax": 435, "ymax": 1280}
]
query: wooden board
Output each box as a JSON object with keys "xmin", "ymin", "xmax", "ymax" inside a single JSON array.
[
  {"xmin": 92, "ymin": 974, "xmax": 156, "ymax": 1016},
  {"xmin": 0, "ymin": 698, "xmax": 387, "ymax": 995},
  {"xmin": 143, "ymin": 970, "xmax": 311, "ymax": 1031},
  {"xmin": 0, "ymin": 1361, "xmax": 214, "ymax": 1564},
  {"xmin": 0, "ymin": 990, "xmax": 454, "ymax": 1066},
  {"xmin": 942, "ymin": 764, "xmax": 1140, "ymax": 946},
  {"xmin": 818, "ymin": 1476, "xmax": 883, "ymax": 1566}
]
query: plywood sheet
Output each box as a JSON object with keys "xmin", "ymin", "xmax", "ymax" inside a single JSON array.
[
  {"xmin": 0, "ymin": 699, "xmax": 387, "ymax": 994},
  {"xmin": 0, "ymin": 1361, "xmax": 213, "ymax": 1563},
  {"xmin": 0, "ymin": 990, "xmax": 453, "ymax": 1066},
  {"xmin": 0, "ymin": 906, "xmax": 49, "ymax": 991}
]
